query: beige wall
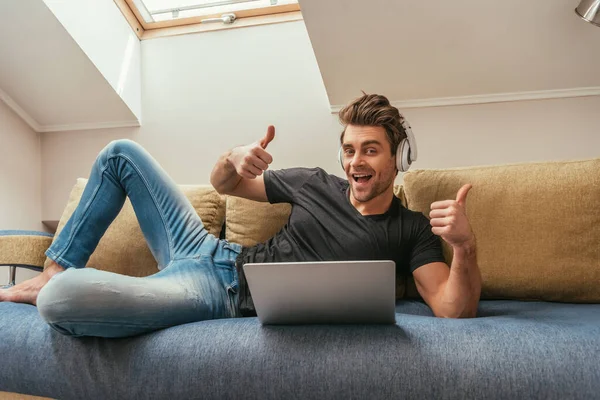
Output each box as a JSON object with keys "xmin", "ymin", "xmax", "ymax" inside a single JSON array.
[
  {"xmin": 0, "ymin": 99, "xmax": 43, "ymax": 285},
  {"xmin": 401, "ymin": 95, "xmax": 600, "ymax": 169},
  {"xmin": 41, "ymin": 21, "xmax": 600, "ymax": 221}
]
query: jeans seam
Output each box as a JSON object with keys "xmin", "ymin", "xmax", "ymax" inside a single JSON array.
[
  {"xmin": 225, "ymin": 284, "xmax": 236, "ymax": 318},
  {"xmin": 108, "ymin": 152, "xmax": 175, "ymax": 263},
  {"xmin": 45, "ymin": 249, "xmax": 79, "ymax": 270},
  {"xmin": 56, "ymin": 151, "xmax": 175, "ymax": 266},
  {"xmin": 173, "ymin": 255, "xmax": 206, "ymax": 261},
  {"xmin": 53, "ymin": 165, "xmax": 109, "ymax": 263}
]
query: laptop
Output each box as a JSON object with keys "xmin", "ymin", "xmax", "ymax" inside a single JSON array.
[{"xmin": 243, "ymin": 260, "xmax": 396, "ymax": 325}]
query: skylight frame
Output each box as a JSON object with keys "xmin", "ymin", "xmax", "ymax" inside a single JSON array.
[{"xmin": 114, "ymin": 0, "xmax": 302, "ymax": 39}]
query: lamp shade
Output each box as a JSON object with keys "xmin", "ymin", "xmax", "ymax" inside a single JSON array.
[{"xmin": 575, "ymin": 0, "xmax": 600, "ymax": 27}]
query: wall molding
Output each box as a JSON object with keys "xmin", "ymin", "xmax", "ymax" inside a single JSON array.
[
  {"xmin": 39, "ymin": 120, "xmax": 141, "ymax": 133},
  {"xmin": 0, "ymin": 87, "xmax": 42, "ymax": 131},
  {"xmin": 330, "ymin": 87, "xmax": 600, "ymax": 113},
  {"xmin": 0, "ymin": 87, "xmax": 140, "ymax": 132}
]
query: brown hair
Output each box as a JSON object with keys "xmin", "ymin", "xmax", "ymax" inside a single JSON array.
[{"xmin": 338, "ymin": 92, "xmax": 406, "ymax": 155}]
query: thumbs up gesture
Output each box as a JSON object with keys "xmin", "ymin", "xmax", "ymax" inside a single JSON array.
[
  {"xmin": 429, "ymin": 184, "xmax": 475, "ymax": 249},
  {"xmin": 229, "ymin": 126, "xmax": 275, "ymax": 179}
]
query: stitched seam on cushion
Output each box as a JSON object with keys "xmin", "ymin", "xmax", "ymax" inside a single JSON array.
[{"xmin": 405, "ymin": 157, "xmax": 598, "ymax": 173}]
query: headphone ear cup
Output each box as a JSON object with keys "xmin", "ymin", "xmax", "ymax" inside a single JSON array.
[
  {"xmin": 338, "ymin": 147, "xmax": 344, "ymax": 170},
  {"xmin": 397, "ymin": 139, "xmax": 411, "ymax": 172}
]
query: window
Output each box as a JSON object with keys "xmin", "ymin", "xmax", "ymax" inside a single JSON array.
[{"xmin": 115, "ymin": 0, "xmax": 302, "ymax": 39}]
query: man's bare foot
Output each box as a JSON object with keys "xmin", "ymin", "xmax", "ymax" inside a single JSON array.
[{"xmin": 0, "ymin": 261, "xmax": 65, "ymax": 305}]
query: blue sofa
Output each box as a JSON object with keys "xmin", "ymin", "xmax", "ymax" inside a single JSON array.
[
  {"xmin": 1, "ymin": 299, "xmax": 599, "ymax": 399},
  {"xmin": 1, "ymin": 157, "xmax": 599, "ymax": 399}
]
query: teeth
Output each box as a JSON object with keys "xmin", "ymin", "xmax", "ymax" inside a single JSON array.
[{"xmin": 352, "ymin": 174, "xmax": 371, "ymax": 183}]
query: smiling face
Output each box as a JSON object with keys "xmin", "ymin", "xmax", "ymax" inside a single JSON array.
[{"xmin": 341, "ymin": 124, "xmax": 397, "ymax": 209}]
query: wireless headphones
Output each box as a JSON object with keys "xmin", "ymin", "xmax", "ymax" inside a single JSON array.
[{"xmin": 338, "ymin": 118, "xmax": 418, "ymax": 173}]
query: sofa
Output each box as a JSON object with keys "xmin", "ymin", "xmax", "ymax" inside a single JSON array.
[{"xmin": 1, "ymin": 157, "xmax": 598, "ymax": 400}]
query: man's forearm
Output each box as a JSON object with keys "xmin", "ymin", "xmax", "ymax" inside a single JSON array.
[
  {"xmin": 439, "ymin": 241, "xmax": 482, "ymax": 318},
  {"xmin": 210, "ymin": 150, "xmax": 241, "ymax": 194}
]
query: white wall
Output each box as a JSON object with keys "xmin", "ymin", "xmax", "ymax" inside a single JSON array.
[
  {"xmin": 40, "ymin": 21, "xmax": 600, "ymax": 221},
  {"xmin": 41, "ymin": 20, "xmax": 335, "ymax": 220},
  {"xmin": 42, "ymin": 0, "xmax": 142, "ymax": 121},
  {"xmin": 0, "ymin": 100, "xmax": 44, "ymax": 285}
]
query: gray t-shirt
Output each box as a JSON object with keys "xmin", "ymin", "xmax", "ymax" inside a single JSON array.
[{"xmin": 234, "ymin": 167, "xmax": 445, "ymax": 317}]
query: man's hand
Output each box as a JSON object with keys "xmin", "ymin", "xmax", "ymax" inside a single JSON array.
[
  {"xmin": 228, "ymin": 126, "xmax": 275, "ymax": 179},
  {"xmin": 429, "ymin": 184, "xmax": 475, "ymax": 249}
]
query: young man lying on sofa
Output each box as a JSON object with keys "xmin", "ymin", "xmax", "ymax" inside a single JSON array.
[{"xmin": 0, "ymin": 93, "xmax": 481, "ymax": 338}]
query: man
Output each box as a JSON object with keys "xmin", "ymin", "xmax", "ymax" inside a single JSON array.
[
  {"xmin": 212, "ymin": 93, "xmax": 481, "ymax": 319},
  {"xmin": 0, "ymin": 93, "xmax": 480, "ymax": 338}
]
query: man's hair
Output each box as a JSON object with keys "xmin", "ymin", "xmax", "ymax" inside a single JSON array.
[{"xmin": 338, "ymin": 92, "xmax": 407, "ymax": 155}]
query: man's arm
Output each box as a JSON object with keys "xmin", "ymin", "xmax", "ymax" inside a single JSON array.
[
  {"xmin": 413, "ymin": 184, "xmax": 482, "ymax": 318},
  {"xmin": 210, "ymin": 126, "xmax": 274, "ymax": 202},
  {"xmin": 413, "ymin": 242, "xmax": 481, "ymax": 319},
  {"xmin": 444, "ymin": 240, "xmax": 481, "ymax": 318}
]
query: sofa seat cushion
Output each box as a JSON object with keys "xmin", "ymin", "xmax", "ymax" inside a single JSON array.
[
  {"xmin": 1, "ymin": 300, "xmax": 598, "ymax": 400},
  {"xmin": 45, "ymin": 179, "xmax": 226, "ymax": 277},
  {"xmin": 402, "ymin": 158, "xmax": 600, "ymax": 303}
]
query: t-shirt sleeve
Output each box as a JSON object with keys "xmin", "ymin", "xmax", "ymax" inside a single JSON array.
[
  {"xmin": 408, "ymin": 213, "xmax": 447, "ymax": 273},
  {"xmin": 264, "ymin": 168, "xmax": 318, "ymax": 204}
]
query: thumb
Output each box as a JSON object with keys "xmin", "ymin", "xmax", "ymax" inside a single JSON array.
[
  {"xmin": 259, "ymin": 125, "xmax": 275, "ymax": 149},
  {"xmin": 456, "ymin": 184, "xmax": 472, "ymax": 207}
]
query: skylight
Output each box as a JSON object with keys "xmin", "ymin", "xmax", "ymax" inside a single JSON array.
[{"xmin": 129, "ymin": 0, "xmax": 299, "ymax": 24}]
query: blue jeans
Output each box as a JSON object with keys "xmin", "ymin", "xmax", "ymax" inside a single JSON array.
[{"xmin": 37, "ymin": 139, "xmax": 242, "ymax": 338}]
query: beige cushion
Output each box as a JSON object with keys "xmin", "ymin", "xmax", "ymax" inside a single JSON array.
[
  {"xmin": 402, "ymin": 158, "xmax": 600, "ymax": 303},
  {"xmin": 226, "ymin": 185, "xmax": 407, "ymax": 299},
  {"xmin": 225, "ymin": 196, "xmax": 291, "ymax": 248},
  {"xmin": 45, "ymin": 179, "xmax": 226, "ymax": 277}
]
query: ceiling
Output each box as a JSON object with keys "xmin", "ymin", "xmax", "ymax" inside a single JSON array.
[
  {"xmin": 1, "ymin": 0, "xmax": 598, "ymax": 131},
  {"xmin": 299, "ymin": 0, "xmax": 600, "ymax": 108},
  {"xmin": 0, "ymin": 0, "xmax": 138, "ymax": 132}
]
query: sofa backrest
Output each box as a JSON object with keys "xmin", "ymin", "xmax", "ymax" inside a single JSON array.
[
  {"xmin": 46, "ymin": 179, "xmax": 226, "ymax": 277},
  {"xmin": 48, "ymin": 158, "xmax": 599, "ymax": 304},
  {"xmin": 402, "ymin": 158, "xmax": 600, "ymax": 303}
]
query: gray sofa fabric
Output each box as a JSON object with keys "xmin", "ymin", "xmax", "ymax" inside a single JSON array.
[{"xmin": 1, "ymin": 300, "xmax": 599, "ymax": 400}]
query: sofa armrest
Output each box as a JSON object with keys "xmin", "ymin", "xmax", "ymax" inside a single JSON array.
[{"xmin": 0, "ymin": 231, "xmax": 54, "ymax": 286}]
